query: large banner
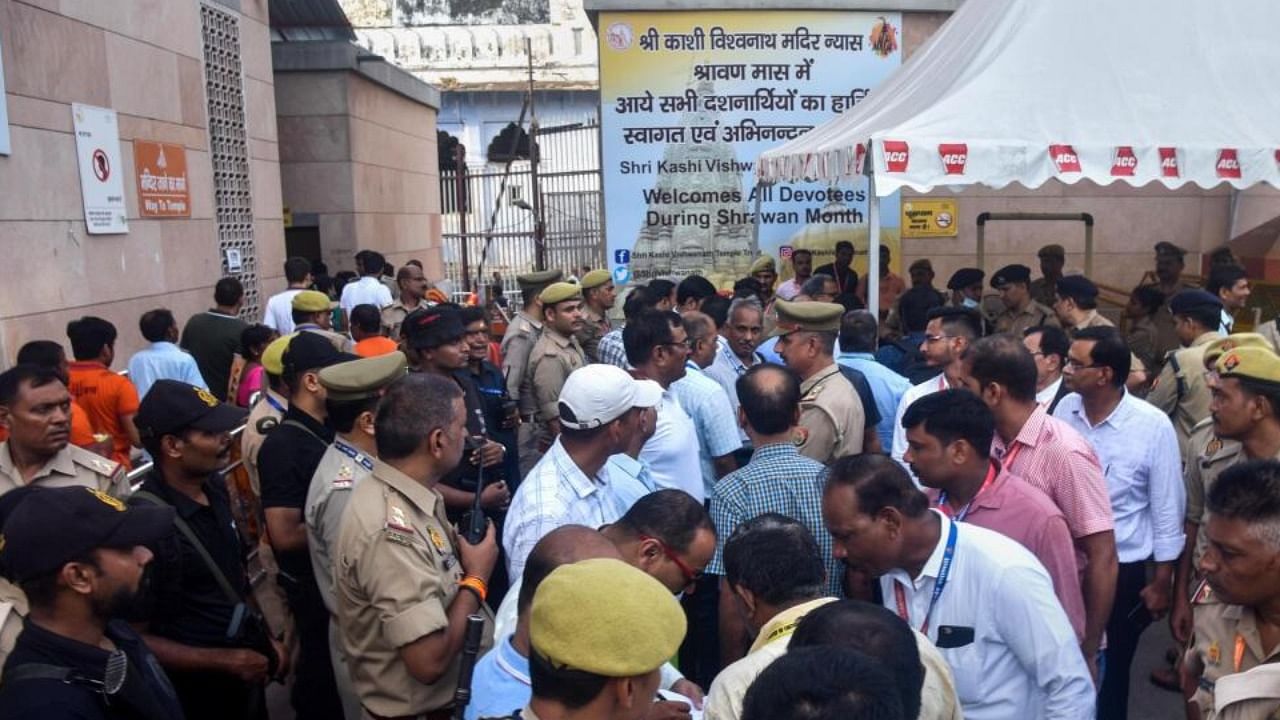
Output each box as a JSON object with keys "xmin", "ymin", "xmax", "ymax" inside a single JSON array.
[{"xmin": 599, "ymin": 11, "xmax": 902, "ymax": 288}]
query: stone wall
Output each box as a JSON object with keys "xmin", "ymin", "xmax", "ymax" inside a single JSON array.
[{"xmin": 0, "ymin": 0, "xmax": 284, "ymax": 365}]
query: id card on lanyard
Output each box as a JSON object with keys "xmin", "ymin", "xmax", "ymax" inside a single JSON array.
[
  {"xmin": 937, "ymin": 462, "xmax": 998, "ymax": 522},
  {"xmin": 894, "ymin": 517, "xmax": 958, "ymax": 636}
]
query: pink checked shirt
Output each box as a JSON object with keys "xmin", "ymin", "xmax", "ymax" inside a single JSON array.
[{"xmin": 990, "ymin": 403, "xmax": 1115, "ymax": 541}]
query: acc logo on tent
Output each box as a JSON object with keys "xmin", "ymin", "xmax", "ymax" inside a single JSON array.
[
  {"xmin": 1216, "ymin": 149, "xmax": 1242, "ymax": 179},
  {"xmin": 938, "ymin": 143, "xmax": 968, "ymax": 175},
  {"xmin": 1159, "ymin": 148, "xmax": 1180, "ymax": 178},
  {"xmin": 883, "ymin": 140, "xmax": 909, "ymax": 172},
  {"xmin": 1111, "ymin": 147, "xmax": 1137, "ymax": 177},
  {"xmin": 1049, "ymin": 144, "xmax": 1081, "ymax": 173}
]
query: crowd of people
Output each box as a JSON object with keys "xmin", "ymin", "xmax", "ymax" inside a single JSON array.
[{"xmin": 1, "ymin": 240, "xmax": 1279, "ymax": 720}]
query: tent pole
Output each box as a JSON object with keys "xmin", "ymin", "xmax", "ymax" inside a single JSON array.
[
  {"xmin": 750, "ymin": 181, "xmax": 763, "ymax": 257},
  {"xmin": 868, "ymin": 174, "xmax": 881, "ymax": 322}
]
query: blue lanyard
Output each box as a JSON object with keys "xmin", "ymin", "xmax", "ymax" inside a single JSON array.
[
  {"xmin": 333, "ymin": 438, "xmax": 374, "ymax": 471},
  {"xmin": 264, "ymin": 394, "xmax": 286, "ymax": 414},
  {"xmin": 894, "ymin": 517, "xmax": 958, "ymax": 635}
]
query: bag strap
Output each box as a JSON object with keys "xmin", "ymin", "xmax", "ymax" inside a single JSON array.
[
  {"xmin": 281, "ymin": 418, "xmax": 328, "ymax": 449},
  {"xmin": 131, "ymin": 491, "xmax": 240, "ymax": 606},
  {"xmin": 1168, "ymin": 352, "xmax": 1187, "ymax": 404}
]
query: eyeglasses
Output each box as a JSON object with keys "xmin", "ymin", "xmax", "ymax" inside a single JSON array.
[
  {"xmin": 640, "ymin": 534, "xmax": 703, "ymax": 589},
  {"xmin": 662, "ymin": 338, "xmax": 694, "ymax": 352},
  {"xmin": 1065, "ymin": 358, "xmax": 1102, "ymax": 370},
  {"xmin": 923, "ymin": 334, "xmax": 955, "ymax": 344}
]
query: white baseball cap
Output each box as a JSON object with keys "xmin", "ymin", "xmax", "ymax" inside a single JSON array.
[{"xmin": 558, "ymin": 365, "xmax": 662, "ymax": 430}]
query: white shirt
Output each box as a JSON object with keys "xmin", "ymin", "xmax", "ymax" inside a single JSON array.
[
  {"xmin": 1052, "ymin": 391, "xmax": 1186, "ymax": 563},
  {"xmin": 891, "ymin": 372, "xmax": 950, "ymax": 481},
  {"xmin": 640, "ymin": 388, "xmax": 705, "ymax": 503},
  {"xmin": 880, "ymin": 511, "xmax": 1095, "ymax": 720},
  {"xmin": 502, "ymin": 438, "xmax": 630, "ymax": 580},
  {"xmin": 703, "ymin": 337, "xmax": 761, "ymax": 445},
  {"xmin": 263, "ymin": 289, "xmax": 304, "ymax": 333},
  {"xmin": 339, "ymin": 276, "xmax": 393, "ymax": 316},
  {"xmin": 1036, "ymin": 376, "xmax": 1063, "ymax": 407}
]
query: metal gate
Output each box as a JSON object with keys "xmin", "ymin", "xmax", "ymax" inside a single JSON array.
[{"xmin": 440, "ymin": 116, "xmax": 604, "ymax": 299}]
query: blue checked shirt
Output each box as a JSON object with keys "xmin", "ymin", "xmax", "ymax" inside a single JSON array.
[
  {"xmin": 673, "ymin": 364, "xmax": 744, "ymax": 498},
  {"xmin": 597, "ymin": 327, "xmax": 631, "ymax": 369},
  {"xmin": 707, "ymin": 442, "xmax": 842, "ymax": 596}
]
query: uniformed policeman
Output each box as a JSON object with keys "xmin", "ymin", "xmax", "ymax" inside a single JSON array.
[
  {"xmin": 1183, "ymin": 460, "xmax": 1280, "ymax": 720},
  {"xmin": 529, "ymin": 282, "xmax": 587, "ymax": 444},
  {"xmin": 305, "ymin": 351, "xmax": 408, "ymax": 720},
  {"xmin": 1053, "ymin": 275, "xmax": 1113, "ymax": 332},
  {"xmin": 1149, "ymin": 290, "xmax": 1224, "ymax": 456},
  {"xmin": 1171, "ymin": 337, "xmax": 1280, "ymax": 644},
  {"xmin": 575, "ymin": 269, "xmax": 616, "ymax": 363},
  {"xmin": 1150, "ymin": 241, "xmax": 1192, "ymax": 363},
  {"xmin": 293, "ymin": 290, "xmax": 355, "ymax": 353},
  {"xmin": 333, "ymin": 372, "xmax": 496, "ymax": 720},
  {"xmin": 501, "ymin": 269, "xmax": 563, "ymax": 476},
  {"xmin": 992, "ymin": 264, "xmax": 1058, "ymax": 336},
  {"xmin": 750, "ymin": 255, "xmax": 778, "ymax": 305},
  {"xmin": 0, "ymin": 364, "xmax": 126, "ymax": 497},
  {"xmin": 0, "ymin": 486, "xmax": 184, "ymax": 720},
  {"xmin": 771, "ymin": 300, "xmax": 866, "ymax": 463},
  {"xmin": 0, "ymin": 487, "xmax": 35, "ymax": 678},
  {"xmin": 494, "ymin": 558, "xmax": 686, "ymax": 720},
  {"xmin": 1031, "ymin": 243, "xmax": 1066, "ymax": 308}
]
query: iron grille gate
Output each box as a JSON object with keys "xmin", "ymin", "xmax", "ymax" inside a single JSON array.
[{"xmin": 440, "ymin": 117, "xmax": 604, "ymax": 301}]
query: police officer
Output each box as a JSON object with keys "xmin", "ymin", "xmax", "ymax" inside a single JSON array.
[
  {"xmin": 529, "ymin": 282, "xmax": 587, "ymax": 445},
  {"xmin": 501, "ymin": 269, "xmax": 562, "ymax": 476},
  {"xmin": 459, "ymin": 307, "xmax": 520, "ymax": 486},
  {"xmin": 1149, "ymin": 290, "xmax": 1224, "ymax": 456},
  {"xmin": 127, "ymin": 380, "xmax": 287, "ymax": 720},
  {"xmin": 305, "ymin": 351, "xmax": 408, "ymax": 720},
  {"xmin": 258, "ymin": 332, "xmax": 355, "ymax": 720},
  {"xmin": 1149, "ymin": 241, "xmax": 1191, "ymax": 363},
  {"xmin": 334, "ymin": 372, "xmax": 496, "ymax": 720},
  {"xmin": 497, "ymin": 558, "xmax": 686, "ymax": 720},
  {"xmin": 0, "ymin": 488, "xmax": 36, "ymax": 676},
  {"xmin": 992, "ymin": 264, "xmax": 1058, "ymax": 336},
  {"xmin": 1171, "ymin": 337, "xmax": 1280, "ymax": 647},
  {"xmin": 1031, "ymin": 243, "xmax": 1066, "ymax": 308},
  {"xmin": 1183, "ymin": 459, "xmax": 1280, "ymax": 720},
  {"xmin": 293, "ymin": 290, "xmax": 354, "ymax": 353},
  {"xmin": 771, "ymin": 300, "xmax": 866, "ymax": 463},
  {"xmin": 575, "ymin": 269, "xmax": 616, "ymax": 363},
  {"xmin": 0, "ymin": 486, "xmax": 184, "ymax": 720},
  {"xmin": 1053, "ymin": 275, "xmax": 1113, "ymax": 332},
  {"xmin": 0, "ymin": 365, "xmax": 126, "ymax": 497}
]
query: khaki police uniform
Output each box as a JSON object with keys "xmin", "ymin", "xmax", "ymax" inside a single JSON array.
[
  {"xmin": 1188, "ymin": 584, "xmax": 1280, "ymax": 720},
  {"xmin": 576, "ymin": 304, "xmax": 612, "ymax": 363},
  {"xmin": 1258, "ymin": 319, "xmax": 1280, "ymax": 356},
  {"xmin": 995, "ymin": 300, "xmax": 1059, "ymax": 336},
  {"xmin": 1148, "ymin": 331, "xmax": 1221, "ymax": 457},
  {"xmin": 0, "ymin": 577, "xmax": 29, "ymax": 680},
  {"xmin": 1069, "ymin": 310, "xmax": 1113, "ymax": 332},
  {"xmin": 797, "ymin": 363, "xmax": 866, "ymax": 463},
  {"xmin": 1029, "ymin": 277, "xmax": 1057, "ymax": 308},
  {"xmin": 1127, "ymin": 315, "xmax": 1161, "ymax": 372},
  {"xmin": 1151, "ymin": 281, "xmax": 1190, "ymax": 361},
  {"xmin": 301, "ymin": 326, "xmax": 356, "ymax": 354},
  {"xmin": 502, "ymin": 311, "xmax": 544, "ymax": 475},
  {"xmin": 242, "ymin": 389, "xmax": 286, "ymax": 496},
  {"xmin": 1215, "ymin": 663, "xmax": 1280, "ymax": 720},
  {"xmin": 0, "ymin": 442, "xmax": 125, "ymax": 497},
  {"xmin": 529, "ymin": 328, "xmax": 586, "ymax": 430},
  {"xmin": 334, "ymin": 459, "xmax": 494, "ymax": 718},
  {"xmin": 381, "ymin": 299, "xmax": 424, "ymax": 341}
]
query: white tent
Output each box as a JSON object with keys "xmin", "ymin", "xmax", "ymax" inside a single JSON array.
[{"xmin": 757, "ymin": 0, "xmax": 1280, "ymax": 318}]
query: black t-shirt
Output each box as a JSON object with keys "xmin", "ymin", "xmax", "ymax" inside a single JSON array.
[
  {"xmin": 180, "ymin": 310, "xmax": 248, "ymax": 402},
  {"xmin": 257, "ymin": 405, "xmax": 333, "ymax": 577},
  {"xmin": 131, "ymin": 473, "xmax": 252, "ymax": 650},
  {"xmin": 835, "ymin": 365, "xmax": 883, "ymax": 430},
  {"xmin": 0, "ymin": 619, "xmax": 184, "ymax": 720}
]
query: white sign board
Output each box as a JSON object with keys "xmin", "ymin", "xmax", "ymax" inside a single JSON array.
[
  {"xmin": 72, "ymin": 103, "xmax": 128, "ymax": 234},
  {"xmin": 0, "ymin": 36, "xmax": 9, "ymax": 155}
]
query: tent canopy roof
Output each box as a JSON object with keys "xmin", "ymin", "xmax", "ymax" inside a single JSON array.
[{"xmin": 757, "ymin": 0, "xmax": 1280, "ymax": 196}]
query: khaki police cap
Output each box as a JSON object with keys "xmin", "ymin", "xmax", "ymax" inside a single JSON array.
[
  {"xmin": 1154, "ymin": 241, "xmax": 1187, "ymax": 259},
  {"xmin": 1038, "ymin": 244, "xmax": 1066, "ymax": 259},
  {"xmin": 261, "ymin": 333, "xmax": 295, "ymax": 375},
  {"xmin": 580, "ymin": 269, "xmax": 612, "ymax": 290},
  {"xmin": 319, "ymin": 351, "xmax": 408, "ymax": 402},
  {"xmin": 1204, "ymin": 333, "xmax": 1277, "ymax": 368},
  {"xmin": 531, "ymin": 558, "xmax": 686, "ymax": 677},
  {"xmin": 292, "ymin": 290, "xmax": 336, "ymax": 313},
  {"xmin": 539, "ymin": 281, "xmax": 583, "ymax": 306},
  {"xmin": 770, "ymin": 299, "xmax": 844, "ymax": 337},
  {"xmin": 1215, "ymin": 345, "xmax": 1280, "ymax": 385},
  {"xmin": 516, "ymin": 269, "xmax": 564, "ymax": 289},
  {"xmin": 749, "ymin": 255, "xmax": 776, "ymax": 274}
]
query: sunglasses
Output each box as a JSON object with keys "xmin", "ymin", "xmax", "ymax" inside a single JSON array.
[{"xmin": 641, "ymin": 534, "xmax": 703, "ymax": 590}]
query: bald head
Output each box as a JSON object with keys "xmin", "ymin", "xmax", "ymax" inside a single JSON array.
[
  {"xmin": 737, "ymin": 363, "xmax": 801, "ymax": 435},
  {"xmin": 518, "ymin": 525, "xmax": 621, "ymax": 613}
]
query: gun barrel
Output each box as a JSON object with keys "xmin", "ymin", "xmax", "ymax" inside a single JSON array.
[{"xmin": 452, "ymin": 614, "xmax": 486, "ymax": 720}]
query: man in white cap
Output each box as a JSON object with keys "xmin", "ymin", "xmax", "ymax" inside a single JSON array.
[{"xmin": 502, "ymin": 364, "xmax": 662, "ymax": 580}]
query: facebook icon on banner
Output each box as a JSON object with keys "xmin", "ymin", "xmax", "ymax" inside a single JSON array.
[{"xmin": 613, "ymin": 249, "xmax": 631, "ymax": 265}]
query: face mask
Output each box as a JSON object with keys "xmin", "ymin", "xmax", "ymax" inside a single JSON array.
[{"xmin": 962, "ymin": 297, "xmax": 980, "ymax": 309}]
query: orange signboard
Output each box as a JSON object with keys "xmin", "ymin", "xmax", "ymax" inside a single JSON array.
[{"xmin": 134, "ymin": 140, "xmax": 191, "ymax": 217}]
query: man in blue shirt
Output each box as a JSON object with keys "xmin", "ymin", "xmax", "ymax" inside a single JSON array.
[
  {"xmin": 835, "ymin": 310, "xmax": 910, "ymax": 450},
  {"xmin": 127, "ymin": 309, "xmax": 208, "ymax": 400},
  {"xmin": 465, "ymin": 525, "xmax": 624, "ymax": 720}
]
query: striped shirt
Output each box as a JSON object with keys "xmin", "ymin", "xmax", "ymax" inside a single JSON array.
[
  {"xmin": 707, "ymin": 443, "xmax": 841, "ymax": 597},
  {"xmin": 990, "ymin": 403, "xmax": 1115, "ymax": 540},
  {"xmin": 672, "ymin": 364, "xmax": 744, "ymax": 498}
]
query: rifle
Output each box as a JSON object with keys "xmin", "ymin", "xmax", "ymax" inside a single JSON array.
[
  {"xmin": 461, "ymin": 408, "xmax": 490, "ymax": 545},
  {"xmin": 452, "ymin": 614, "xmax": 486, "ymax": 720}
]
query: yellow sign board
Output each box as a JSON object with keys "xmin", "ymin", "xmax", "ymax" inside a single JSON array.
[{"xmin": 901, "ymin": 199, "xmax": 957, "ymax": 238}]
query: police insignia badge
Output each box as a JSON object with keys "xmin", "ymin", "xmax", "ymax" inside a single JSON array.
[{"xmin": 428, "ymin": 527, "xmax": 447, "ymax": 553}]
